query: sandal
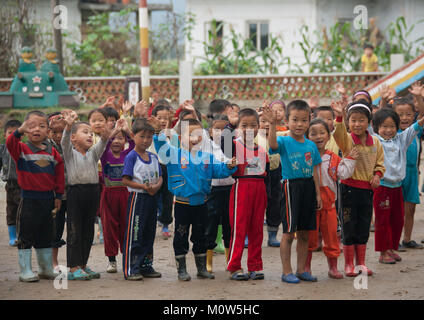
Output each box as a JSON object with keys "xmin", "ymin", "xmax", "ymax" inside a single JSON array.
[
  {"xmin": 379, "ymin": 256, "xmax": 396, "ymax": 264},
  {"xmin": 388, "ymin": 251, "xmax": 402, "ymax": 261},
  {"xmin": 402, "ymin": 240, "xmax": 424, "ymax": 249},
  {"xmin": 281, "ymin": 273, "xmax": 300, "ymax": 284},
  {"xmin": 248, "ymin": 271, "xmax": 264, "ymax": 280},
  {"xmin": 230, "ymin": 270, "xmax": 249, "ymax": 281}
]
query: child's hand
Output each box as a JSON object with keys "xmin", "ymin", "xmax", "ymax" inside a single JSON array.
[
  {"xmin": 316, "ymin": 195, "xmax": 322, "ymax": 211},
  {"xmin": 18, "ymin": 119, "xmax": 35, "ymax": 134},
  {"xmin": 370, "ymin": 174, "xmax": 381, "ymax": 189},
  {"xmin": 227, "ymin": 157, "xmax": 237, "ymax": 169},
  {"xmin": 348, "ymin": 147, "xmax": 359, "ymax": 160},
  {"xmin": 309, "ymin": 95, "xmax": 320, "ymax": 109},
  {"xmin": 409, "ymin": 81, "xmax": 423, "ymax": 97},
  {"xmin": 54, "ymin": 199, "xmax": 62, "ymax": 212},
  {"xmin": 122, "ymin": 100, "xmax": 132, "ymax": 115},
  {"xmin": 63, "ymin": 111, "xmax": 78, "ymax": 127},
  {"xmin": 261, "ymin": 104, "xmax": 276, "ymax": 124},
  {"xmin": 134, "ymin": 100, "xmax": 149, "ymax": 118},
  {"xmin": 335, "ymin": 82, "xmax": 347, "ymax": 95},
  {"xmin": 147, "ymin": 116, "xmax": 161, "ymax": 133},
  {"xmin": 331, "ymin": 100, "xmax": 344, "ymax": 117},
  {"xmin": 101, "ymin": 96, "xmax": 115, "ymax": 108}
]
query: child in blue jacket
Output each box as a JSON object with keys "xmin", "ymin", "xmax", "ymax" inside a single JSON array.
[{"xmin": 150, "ymin": 117, "xmax": 237, "ymax": 281}]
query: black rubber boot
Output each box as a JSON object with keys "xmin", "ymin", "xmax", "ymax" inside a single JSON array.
[
  {"xmin": 194, "ymin": 254, "xmax": 215, "ymax": 279},
  {"xmin": 175, "ymin": 255, "xmax": 191, "ymax": 281}
]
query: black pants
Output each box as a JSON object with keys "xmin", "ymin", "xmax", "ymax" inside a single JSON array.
[
  {"xmin": 205, "ymin": 186, "xmax": 232, "ymax": 249},
  {"xmin": 5, "ymin": 180, "xmax": 20, "ymax": 226},
  {"xmin": 52, "ymin": 199, "xmax": 67, "ymax": 248},
  {"xmin": 17, "ymin": 197, "xmax": 54, "ymax": 249},
  {"xmin": 173, "ymin": 202, "xmax": 208, "ymax": 257},
  {"xmin": 66, "ymin": 184, "xmax": 99, "ymax": 268},
  {"xmin": 158, "ymin": 164, "xmax": 174, "ymax": 226},
  {"xmin": 266, "ymin": 166, "xmax": 283, "ymax": 231},
  {"xmin": 340, "ymin": 184, "xmax": 373, "ymax": 245}
]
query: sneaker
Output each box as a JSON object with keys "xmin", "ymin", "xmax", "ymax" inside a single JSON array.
[
  {"xmin": 83, "ymin": 266, "xmax": 100, "ymax": 279},
  {"xmin": 402, "ymin": 240, "xmax": 424, "ymax": 249},
  {"xmin": 281, "ymin": 273, "xmax": 300, "ymax": 284},
  {"xmin": 397, "ymin": 243, "xmax": 407, "ymax": 252},
  {"xmin": 68, "ymin": 268, "xmax": 91, "ymax": 281},
  {"xmin": 107, "ymin": 261, "xmax": 117, "ymax": 273},
  {"xmin": 126, "ymin": 274, "xmax": 143, "ymax": 281},
  {"xmin": 230, "ymin": 270, "xmax": 249, "ymax": 281},
  {"xmin": 248, "ymin": 271, "xmax": 264, "ymax": 280},
  {"xmin": 140, "ymin": 266, "xmax": 162, "ymax": 278}
]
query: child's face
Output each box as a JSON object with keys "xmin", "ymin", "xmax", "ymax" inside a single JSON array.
[
  {"xmin": 348, "ymin": 112, "xmax": 369, "ymax": 137},
  {"xmin": 259, "ymin": 116, "xmax": 270, "ymax": 137},
  {"xmin": 4, "ymin": 127, "xmax": 19, "ymax": 139},
  {"xmin": 237, "ymin": 115, "xmax": 259, "ymax": 142},
  {"xmin": 49, "ymin": 122, "xmax": 66, "ymax": 145},
  {"xmin": 378, "ymin": 117, "xmax": 397, "ymax": 140},
  {"xmin": 287, "ymin": 109, "xmax": 310, "ymax": 138},
  {"xmin": 110, "ymin": 131, "xmax": 126, "ymax": 154},
  {"xmin": 156, "ymin": 110, "xmax": 170, "ymax": 130},
  {"xmin": 272, "ymin": 103, "xmax": 285, "ymax": 122},
  {"xmin": 107, "ymin": 117, "xmax": 117, "ymax": 130},
  {"xmin": 133, "ymin": 130, "xmax": 153, "ymax": 152},
  {"xmin": 308, "ymin": 123, "xmax": 329, "ymax": 151},
  {"xmin": 181, "ymin": 124, "xmax": 203, "ymax": 151},
  {"xmin": 89, "ymin": 111, "xmax": 106, "ymax": 135},
  {"xmin": 26, "ymin": 115, "xmax": 49, "ymax": 145},
  {"xmin": 71, "ymin": 123, "xmax": 94, "ymax": 151},
  {"xmin": 395, "ymin": 104, "xmax": 415, "ymax": 130},
  {"xmin": 364, "ymin": 47, "xmax": 373, "ymax": 57},
  {"xmin": 315, "ymin": 110, "xmax": 334, "ymax": 132}
]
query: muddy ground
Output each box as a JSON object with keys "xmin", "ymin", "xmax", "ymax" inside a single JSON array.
[{"xmin": 0, "ymin": 184, "xmax": 423, "ymax": 300}]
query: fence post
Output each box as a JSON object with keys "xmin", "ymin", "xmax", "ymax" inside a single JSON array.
[{"xmin": 179, "ymin": 60, "xmax": 193, "ymax": 104}]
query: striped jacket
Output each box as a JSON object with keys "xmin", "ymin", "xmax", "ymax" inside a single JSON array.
[{"xmin": 6, "ymin": 130, "xmax": 65, "ymax": 199}]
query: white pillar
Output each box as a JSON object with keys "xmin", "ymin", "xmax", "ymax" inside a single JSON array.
[{"xmin": 179, "ymin": 60, "xmax": 193, "ymax": 104}]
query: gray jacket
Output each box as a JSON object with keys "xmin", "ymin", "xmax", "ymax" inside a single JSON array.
[{"xmin": 0, "ymin": 144, "xmax": 18, "ymax": 181}]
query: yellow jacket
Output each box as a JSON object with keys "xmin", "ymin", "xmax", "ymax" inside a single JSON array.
[{"xmin": 333, "ymin": 117, "xmax": 385, "ymax": 189}]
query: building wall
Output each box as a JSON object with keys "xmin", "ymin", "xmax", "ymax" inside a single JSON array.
[{"xmin": 185, "ymin": 0, "xmax": 317, "ymax": 73}]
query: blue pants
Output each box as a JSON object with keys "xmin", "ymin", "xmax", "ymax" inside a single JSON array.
[{"xmin": 123, "ymin": 192, "xmax": 157, "ymax": 278}]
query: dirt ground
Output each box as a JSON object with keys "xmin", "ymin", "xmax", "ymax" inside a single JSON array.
[{"xmin": 0, "ymin": 184, "xmax": 423, "ymax": 300}]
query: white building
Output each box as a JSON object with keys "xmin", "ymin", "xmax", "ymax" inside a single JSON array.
[{"xmin": 185, "ymin": 0, "xmax": 424, "ymax": 73}]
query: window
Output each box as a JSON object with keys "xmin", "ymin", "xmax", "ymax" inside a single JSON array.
[{"xmin": 248, "ymin": 21, "xmax": 269, "ymax": 51}]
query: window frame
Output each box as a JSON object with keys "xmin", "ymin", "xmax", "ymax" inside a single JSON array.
[{"xmin": 247, "ymin": 20, "xmax": 269, "ymax": 51}]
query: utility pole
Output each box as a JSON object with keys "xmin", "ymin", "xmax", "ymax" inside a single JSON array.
[
  {"xmin": 51, "ymin": 0, "xmax": 63, "ymax": 74},
  {"xmin": 139, "ymin": 0, "xmax": 150, "ymax": 101}
]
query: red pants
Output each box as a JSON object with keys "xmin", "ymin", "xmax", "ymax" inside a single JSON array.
[
  {"xmin": 100, "ymin": 186, "xmax": 129, "ymax": 257},
  {"xmin": 227, "ymin": 179, "xmax": 267, "ymax": 272},
  {"xmin": 308, "ymin": 186, "xmax": 340, "ymax": 258},
  {"xmin": 373, "ymin": 186, "xmax": 404, "ymax": 252}
]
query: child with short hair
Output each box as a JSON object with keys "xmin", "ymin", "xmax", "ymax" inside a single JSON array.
[
  {"xmin": 331, "ymin": 100, "xmax": 385, "ymax": 276},
  {"xmin": 100, "ymin": 119, "xmax": 135, "ymax": 273},
  {"xmin": 103, "ymin": 106, "xmax": 120, "ymax": 130},
  {"xmin": 61, "ymin": 111, "xmax": 110, "ymax": 280},
  {"xmin": 306, "ymin": 118, "xmax": 357, "ymax": 279},
  {"xmin": 371, "ymin": 108, "xmax": 424, "ymax": 263},
  {"xmin": 225, "ymin": 108, "xmax": 270, "ymax": 281},
  {"xmin": 47, "ymin": 112, "xmax": 68, "ymax": 271},
  {"xmin": 121, "ymin": 118, "xmax": 163, "ymax": 280},
  {"xmin": 265, "ymin": 101, "xmax": 322, "ymax": 284},
  {"xmin": 1, "ymin": 120, "xmax": 22, "ymax": 246},
  {"xmin": 7, "ymin": 111, "xmax": 65, "ymax": 282},
  {"xmin": 150, "ymin": 116, "xmax": 237, "ymax": 281},
  {"xmin": 361, "ymin": 44, "xmax": 378, "ymax": 72}
]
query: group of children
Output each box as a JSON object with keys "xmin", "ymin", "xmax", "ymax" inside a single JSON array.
[{"xmin": 2, "ymin": 80, "xmax": 424, "ymax": 284}]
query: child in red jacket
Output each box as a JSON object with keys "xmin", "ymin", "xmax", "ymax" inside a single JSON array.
[{"xmin": 7, "ymin": 110, "xmax": 65, "ymax": 282}]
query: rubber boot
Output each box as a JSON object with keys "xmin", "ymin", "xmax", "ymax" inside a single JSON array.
[
  {"xmin": 355, "ymin": 244, "xmax": 373, "ymax": 276},
  {"xmin": 175, "ymin": 255, "xmax": 191, "ymax": 281},
  {"xmin": 194, "ymin": 253, "xmax": 215, "ymax": 279},
  {"xmin": 343, "ymin": 245, "xmax": 358, "ymax": 277},
  {"xmin": 8, "ymin": 225, "xmax": 17, "ymax": 246},
  {"xmin": 267, "ymin": 230, "xmax": 280, "ymax": 247},
  {"xmin": 35, "ymin": 248, "xmax": 58, "ymax": 280},
  {"xmin": 18, "ymin": 249, "xmax": 39, "ymax": 282},
  {"xmin": 327, "ymin": 257, "xmax": 343, "ymax": 279},
  {"xmin": 225, "ymin": 248, "xmax": 230, "ymax": 264},
  {"xmin": 214, "ymin": 225, "xmax": 225, "ymax": 254},
  {"xmin": 304, "ymin": 251, "xmax": 312, "ymax": 274},
  {"xmin": 206, "ymin": 249, "xmax": 213, "ymax": 273}
]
